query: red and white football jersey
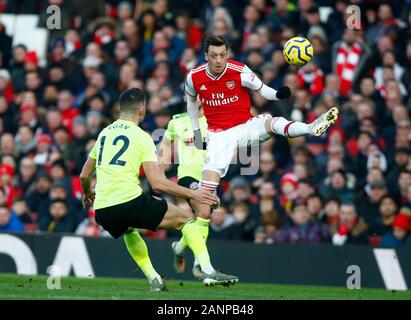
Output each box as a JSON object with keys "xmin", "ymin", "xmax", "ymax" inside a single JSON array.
[{"xmin": 185, "ymin": 60, "xmax": 263, "ymax": 131}]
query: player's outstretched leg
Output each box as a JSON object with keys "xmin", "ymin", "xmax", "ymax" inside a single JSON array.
[
  {"xmin": 123, "ymin": 228, "xmax": 167, "ymax": 292},
  {"xmin": 266, "ymin": 106, "xmax": 339, "ymax": 138}
]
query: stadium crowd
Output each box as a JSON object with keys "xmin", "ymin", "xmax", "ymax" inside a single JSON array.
[{"xmin": 0, "ymin": 0, "xmax": 411, "ymax": 247}]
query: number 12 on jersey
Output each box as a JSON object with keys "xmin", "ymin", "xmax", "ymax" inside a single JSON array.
[{"xmin": 97, "ymin": 135, "xmax": 130, "ymax": 166}]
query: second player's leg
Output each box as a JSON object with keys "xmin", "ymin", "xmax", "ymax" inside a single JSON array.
[
  {"xmin": 193, "ymin": 170, "xmax": 221, "ymax": 219},
  {"xmin": 161, "ymin": 201, "xmax": 238, "ymax": 283},
  {"xmin": 157, "ymin": 202, "xmax": 194, "ymax": 229}
]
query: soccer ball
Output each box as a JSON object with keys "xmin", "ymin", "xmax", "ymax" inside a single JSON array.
[{"xmin": 283, "ymin": 37, "xmax": 313, "ymax": 66}]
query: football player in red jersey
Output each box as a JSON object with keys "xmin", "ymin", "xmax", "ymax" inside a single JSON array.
[{"xmin": 172, "ymin": 35, "xmax": 338, "ymax": 282}]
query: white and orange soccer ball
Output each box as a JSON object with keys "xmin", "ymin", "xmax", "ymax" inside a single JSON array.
[{"xmin": 283, "ymin": 37, "xmax": 314, "ymax": 66}]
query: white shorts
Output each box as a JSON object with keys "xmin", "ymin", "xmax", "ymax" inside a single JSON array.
[{"xmin": 204, "ymin": 114, "xmax": 273, "ymax": 177}]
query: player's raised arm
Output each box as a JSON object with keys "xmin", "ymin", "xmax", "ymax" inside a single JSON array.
[
  {"xmin": 240, "ymin": 65, "xmax": 291, "ymax": 100},
  {"xmin": 185, "ymin": 71, "xmax": 204, "ymax": 150}
]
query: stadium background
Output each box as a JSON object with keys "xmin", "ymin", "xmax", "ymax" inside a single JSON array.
[{"xmin": 0, "ymin": 0, "xmax": 411, "ymax": 260}]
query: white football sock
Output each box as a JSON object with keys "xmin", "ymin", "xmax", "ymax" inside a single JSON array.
[{"xmin": 270, "ymin": 117, "xmax": 310, "ymax": 137}]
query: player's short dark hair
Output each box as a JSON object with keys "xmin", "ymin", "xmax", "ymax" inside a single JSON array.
[
  {"xmin": 119, "ymin": 88, "xmax": 146, "ymax": 115},
  {"xmin": 204, "ymin": 36, "xmax": 228, "ymax": 53}
]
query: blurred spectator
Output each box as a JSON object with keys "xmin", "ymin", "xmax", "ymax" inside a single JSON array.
[
  {"xmin": 75, "ymin": 207, "xmax": 110, "ymax": 237},
  {"xmin": 323, "ymin": 196, "xmax": 340, "ymax": 226},
  {"xmin": 369, "ymin": 195, "xmax": 398, "ymax": 245},
  {"xmin": 231, "ymin": 201, "xmax": 258, "ymax": 241},
  {"xmin": 34, "ymin": 134, "xmax": 52, "ymax": 166},
  {"xmin": 0, "ymin": 96, "xmax": 16, "ymax": 133},
  {"xmin": 0, "ymin": 164, "xmax": 22, "ymax": 207},
  {"xmin": 357, "ymin": 179, "xmax": 388, "ymax": 227},
  {"xmin": 331, "ymin": 202, "xmax": 369, "ymax": 245},
  {"xmin": 223, "ymin": 176, "xmax": 252, "ymax": 206},
  {"xmin": 374, "ymin": 50, "xmax": 406, "ymax": 97},
  {"xmin": 58, "ymin": 90, "xmax": 80, "ymax": 134},
  {"xmin": 15, "ymin": 126, "xmax": 35, "ymax": 157},
  {"xmin": 332, "ymin": 29, "xmax": 371, "ymax": 96},
  {"xmin": 53, "ymin": 126, "xmax": 71, "ymax": 162},
  {"xmin": 26, "ymin": 171, "xmax": 52, "ymax": 219},
  {"xmin": 304, "ymin": 5, "xmax": 327, "ymax": 43},
  {"xmin": 279, "ymin": 172, "xmax": 298, "ymax": 214},
  {"xmin": 180, "ymin": 48, "xmax": 199, "ymax": 75},
  {"xmin": 240, "ymin": 5, "xmax": 263, "ymax": 52},
  {"xmin": 11, "ymin": 196, "xmax": 33, "ymax": 224},
  {"xmin": 397, "ymin": 170, "xmax": 411, "ymax": 205},
  {"xmin": 325, "ymin": 0, "xmax": 349, "ymax": 45},
  {"xmin": 17, "ymin": 157, "xmax": 36, "ymax": 194},
  {"xmin": 0, "ymin": 204, "xmax": 24, "ymax": 233},
  {"xmin": 380, "ymin": 212, "xmax": 410, "ymax": 247},
  {"xmin": 0, "ymin": 69, "xmax": 13, "ymax": 103},
  {"xmin": 70, "ymin": 116, "xmax": 90, "ymax": 174},
  {"xmin": 266, "ymin": 0, "xmax": 299, "ymax": 33},
  {"xmin": 39, "ymin": 198, "xmax": 76, "ymax": 233},
  {"xmin": 1, "ymin": 132, "xmax": 17, "ymax": 157},
  {"xmin": 297, "ymin": 61, "xmax": 325, "ymax": 95},
  {"xmin": 209, "ymin": 205, "xmax": 239, "ymax": 240},
  {"xmin": 307, "ymin": 192, "xmax": 324, "ymax": 222},
  {"xmin": 251, "ymin": 150, "xmax": 282, "ymax": 190},
  {"xmin": 0, "ymin": 23, "xmax": 12, "ymax": 68},
  {"xmin": 251, "ymin": 180, "xmax": 284, "ymax": 220},
  {"xmin": 320, "ymin": 169, "xmax": 356, "ymax": 203},
  {"xmin": 366, "ymin": 3, "xmax": 403, "ymax": 45},
  {"xmin": 254, "ymin": 210, "xmax": 281, "ymax": 244},
  {"xmin": 207, "ymin": 7, "xmax": 240, "ymax": 51},
  {"xmin": 175, "ymin": 12, "xmax": 203, "ymax": 51},
  {"xmin": 387, "ymin": 148, "xmax": 411, "ymax": 190},
  {"xmin": 271, "ymin": 198, "xmax": 329, "ymax": 244},
  {"xmin": 37, "ymin": 179, "xmax": 82, "ymax": 225},
  {"xmin": 297, "ymin": 178, "xmax": 315, "ymax": 202}
]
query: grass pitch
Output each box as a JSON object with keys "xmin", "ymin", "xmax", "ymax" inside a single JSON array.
[{"xmin": 1, "ymin": 273, "xmax": 410, "ymax": 300}]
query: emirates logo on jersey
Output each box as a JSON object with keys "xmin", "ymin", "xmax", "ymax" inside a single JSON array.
[
  {"xmin": 226, "ymin": 80, "xmax": 235, "ymax": 90},
  {"xmin": 205, "ymin": 92, "xmax": 239, "ymax": 107}
]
